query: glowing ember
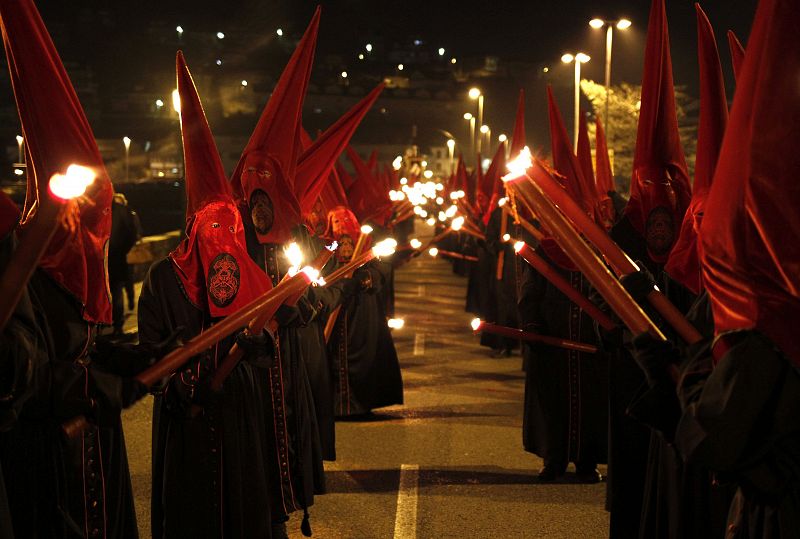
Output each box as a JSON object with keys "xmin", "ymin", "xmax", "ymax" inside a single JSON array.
[
  {"xmin": 504, "ymin": 146, "xmax": 533, "ymax": 181},
  {"xmin": 451, "ymin": 216, "xmax": 465, "ymax": 231},
  {"xmin": 387, "ymin": 318, "xmax": 405, "ymax": 329},
  {"xmin": 410, "ymin": 238, "xmax": 422, "ymax": 249},
  {"xmin": 514, "ymin": 241, "xmax": 525, "ymax": 253},
  {"xmin": 471, "ymin": 318, "xmax": 482, "ymax": 331},
  {"xmin": 429, "ymin": 247, "xmax": 439, "ymax": 257},
  {"xmin": 284, "ymin": 242, "xmax": 304, "ymax": 268},
  {"xmin": 48, "ymin": 164, "xmax": 96, "ymax": 200}
]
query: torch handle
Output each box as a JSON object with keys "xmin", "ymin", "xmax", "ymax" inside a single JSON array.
[
  {"xmin": 0, "ymin": 198, "xmax": 62, "ymax": 332},
  {"xmin": 517, "ymin": 244, "xmax": 616, "ymax": 331},
  {"xmin": 436, "ymin": 250, "xmax": 478, "ymax": 263},
  {"xmin": 476, "ymin": 322, "xmax": 598, "ymax": 354},
  {"xmin": 323, "ymin": 251, "xmax": 375, "ymax": 286}
]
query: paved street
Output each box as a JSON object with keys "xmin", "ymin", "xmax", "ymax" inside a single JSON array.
[{"xmin": 121, "ymin": 227, "xmax": 608, "ymax": 538}]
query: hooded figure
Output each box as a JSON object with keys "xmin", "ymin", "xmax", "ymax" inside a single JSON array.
[
  {"xmin": 0, "ymin": 1, "xmax": 158, "ymax": 537},
  {"xmin": 594, "ymin": 116, "xmax": 620, "ymax": 229},
  {"xmin": 137, "ymin": 52, "xmax": 275, "ymax": 539},
  {"xmin": 515, "ymin": 87, "xmax": 607, "ymax": 484},
  {"xmin": 656, "ymin": 0, "xmax": 800, "ymax": 535},
  {"xmin": 323, "ymin": 207, "xmax": 403, "ymax": 417}
]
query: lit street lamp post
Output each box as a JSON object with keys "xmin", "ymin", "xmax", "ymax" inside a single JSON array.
[
  {"xmin": 446, "ymin": 139, "xmax": 456, "ymax": 174},
  {"xmin": 463, "ymin": 113, "xmax": 475, "ymax": 160},
  {"xmin": 123, "ymin": 136, "xmax": 131, "ymax": 182},
  {"xmin": 469, "ymin": 88, "xmax": 484, "ymax": 154},
  {"xmin": 589, "ymin": 18, "xmax": 632, "ymax": 139},
  {"xmin": 561, "ymin": 52, "xmax": 591, "ymax": 152},
  {"xmin": 480, "ymin": 125, "xmax": 491, "ymax": 156},
  {"xmin": 15, "ymin": 135, "xmax": 23, "ymax": 163}
]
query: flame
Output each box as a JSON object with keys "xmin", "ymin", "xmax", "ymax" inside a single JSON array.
[
  {"xmin": 438, "ymin": 211, "xmax": 446, "ymax": 222},
  {"xmin": 429, "ymin": 247, "xmax": 439, "ymax": 257},
  {"xmin": 426, "ymin": 218, "xmax": 436, "ymax": 226},
  {"xmin": 372, "ymin": 238, "xmax": 397, "ymax": 257},
  {"xmin": 48, "ymin": 164, "xmax": 97, "ymax": 200},
  {"xmin": 387, "ymin": 318, "xmax": 405, "ymax": 329},
  {"xmin": 514, "ymin": 241, "xmax": 525, "ymax": 253},
  {"xmin": 326, "ymin": 241, "xmax": 339, "ymax": 251},
  {"xmin": 360, "ymin": 225, "xmax": 374, "ymax": 235},
  {"xmin": 502, "ymin": 233, "xmax": 511, "ymax": 242},
  {"xmin": 503, "ymin": 146, "xmax": 533, "ymax": 182},
  {"xmin": 471, "ymin": 318, "xmax": 482, "ymax": 331},
  {"xmin": 284, "ymin": 242, "xmax": 304, "ymax": 268},
  {"xmin": 497, "ymin": 197, "xmax": 508, "ymax": 207},
  {"xmin": 301, "ymin": 266, "xmax": 320, "ymax": 281},
  {"xmin": 410, "ymin": 238, "xmax": 422, "ymax": 249},
  {"xmin": 445, "ymin": 205, "xmax": 458, "ymax": 218},
  {"xmin": 451, "ymin": 216, "xmax": 465, "ymax": 231}
]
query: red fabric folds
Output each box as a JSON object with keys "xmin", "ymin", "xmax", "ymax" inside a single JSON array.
[
  {"xmin": 727, "ymin": 30, "xmax": 746, "ymax": 81},
  {"xmin": 0, "ymin": 191, "xmax": 20, "ymax": 238},
  {"xmin": 665, "ymin": 5, "xmax": 728, "ymax": 295},
  {"xmin": 1, "ymin": 0, "xmax": 113, "ymax": 324},
  {"xmin": 624, "ymin": 0, "xmax": 692, "ymax": 253},
  {"xmin": 701, "ymin": 0, "xmax": 800, "ymax": 367},
  {"xmin": 594, "ymin": 116, "xmax": 616, "ymax": 228},
  {"xmin": 170, "ymin": 52, "xmax": 271, "ymax": 317},
  {"xmin": 509, "ymin": 89, "xmax": 527, "ymax": 159}
]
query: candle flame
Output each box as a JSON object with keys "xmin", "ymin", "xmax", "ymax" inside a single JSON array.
[
  {"xmin": 426, "ymin": 217, "xmax": 436, "ymax": 226},
  {"xmin": 372, "ymin": 238, "xmax": 397, "ymax": 257},
  {"xmin": 410, "ymin": 238, "xmax": 422, "ymax": 249},
  {"xmin": 445, "ymin": 205, "xmax": 458, "ymax": 218},
  {"xmin": 387, "ymin": 318, "xmax": 405, "ymax": 329},
  {"xmin": 498, "ymin": 197, "xmax": 508, "ymax": 207},
  {"xmin": 471, "ymin": 318, "xmax": 482, "ymax": 331},
  {"xmin": 514, "ymin": 241, "xmax": 525, "ymax": 253},
  {"xmin": 326, "ymin": 241, "xmax": 338, "ymax": 251},
  {"xmin": 301, "ymin": 266, "xmax": 320, "ymax": 281},
  {"xmin": 360, "ymin": 225, "xmax": 374, "ymax": 235},
  {"xmin": 48, "ymin": 164, "xmax": 97, "ymax": 200},
  {"xmin": 503, "ymin": 146, "xmax": 533, "ymax": 182},
  {"xmin": 429, "ymin": 247, "xmax": 439, "ymax": 257},
  {"xmin": 284, "ymin": 242, "xmax": 304, "ymax": 268},
  {"xmin": 451, "ymin": 216, "xmax": 465, "ymax": 231}
]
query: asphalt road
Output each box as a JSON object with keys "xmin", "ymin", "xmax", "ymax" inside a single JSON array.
[{"xmin": 121, "ymin": 227, "xmax": 609, "ymax": 538}]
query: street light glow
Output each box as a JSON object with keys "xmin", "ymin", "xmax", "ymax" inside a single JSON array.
[
  {"xmin": 176, "ymin": 25, "xmax": 183, "ymax": 35},
  {"xmin": 463, "ymin": 112, "xmax": 473, "ymax": 120},
  {"xmin": 171, "ymin": 89, "xmax": 181, "ymax": 113},
  {"xmin": 397, "ymin": 63, "xmax": 404, "ymax": 71},
  {"xmin": 446, "ymin": 139, "xmax": 455, "ymax": 150},
  {"xmin": 576, "ymin": 52, "xmax": 591, "ymax": 63},
  {"xmin": 216, "ymin": 32, "xmax": 225, "ymax": 39},
  {"xmin": 365, "ymin": 43, "xmax": 373, "ymax": 52},
  {"xmin": 561, "ymin": 53, "xmax": 575, "ymax": 63},
  {"xmin": 241, "ymin": 80, "xmax": 248, "ymax": 87},
  {"xmin": 589, "ymin": 18, "xmax": 605, "ymax": 29},
  {"xmin": 276, "ymin": 28, "xmax": 283, "ymax": 36},
  {"xmin": 450, "ymin": 58, "xmax": 457, "ymax": 64},
  {"xmin": 468, "ymin": 87, "xmax": 481, "ymax": 99},
  {"xmin": 122, "ymin": 136, "xmax": 131, "ymax": 149},
  {"xmin": 438, "ymin": 47, "xmax": 445, "ymax": 56},
  {"xmin": 358, "ymin": 53, "xmax": 365, "ymax": 60},
  {"xmin": 543, "ymin": 66, "xmax": 549, "ymax": 73},
  {"xmin": 341, "ymin": 71, "xmax": 348, "ymax": 78},
  {"xmin": 498, "ymin": 134, "xmax": 507, "ymax": 142},
  {"xmin": 617, "ymin": 19, "xmax": 632, "ymax": 30},
  {"xmin": 155, "ymin": 99, "xmax": 164, "ymax": 108},
  {"xmin": 480, "ymin": 125, "xmax": 489, "ymax": 134},
  {"xmin": 423, "ymin": 170, "xmax": 433, "ymax": 179},
  {"xmin": 216, "ymin": 59, "xmax": 222, "ymax": 66}
]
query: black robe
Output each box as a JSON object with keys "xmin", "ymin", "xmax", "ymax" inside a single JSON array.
[
  {"xmin": 518, "ymin": 250, "xmax": 607, "ymax": 469},
  {"xmin": 138, "ymin": 258, "xmax": 273, "ymax": 539},
  {"xmin": 328, "ymin": 259, "xmax": 403, "ymax": 417},
  {"xmin": 675, "ymin": 331, "xmax": 800, "ymax": 538},
  {"xmin": 0, "ymin": 269, "xmax": 138, "ymax": 539}
]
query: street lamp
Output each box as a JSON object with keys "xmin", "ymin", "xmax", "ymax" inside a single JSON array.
[
  {"xmin": 589, "ymin": 17, "xmax": 632, "ymax": 137},
  {"xmin": 172, "ymin": 89, "xmax": 181, "ymax": 114},
  {"xmin": 122, "ymin": 136, "xmax": 131, "ymax": 182},
  {"xmin": 480, "ymin": 125, "xmax": 491, "ymax": 155},
  {"xmin": 446, "ymin": 139, "xmax": 456, "ymax": 173},
  {"xmin": 463, "ymin": 113, "xmax": 475, "ymax": 159},
  {"xmin": 561, "ymin": 52, "xmax": 591, "ymax": 151},
  {"xmin": 469, "ymin": 88, "xmax": 485, "ymax": 153},
  {"xmin": 15, "ymin": 135, "xmax": 23, "ymax": 163},
  {"xmin": 176, "ymin": 25, "xmax": 183, "ymax": 40}
]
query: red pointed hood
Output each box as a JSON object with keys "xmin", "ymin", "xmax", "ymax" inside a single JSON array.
[
  {"xmin": 576, "ymin": 109, "xmax": 595, "ymax": 189},
  {"xmin": 169, "ymin": 52, "xmax": 271, "ymax": 317},
  {"xmin": 594, "ymin": 116, "xmax": 616, "ymax": 228},
  {"xmin": 366, "ymin": 150, "xmax": 378, "ymax": 173},
  {"xmin": 480, "ymin": 142, "xmax": 507, "ymax": 226},
  {"xmin": 509, "ymin": 89, "xmax": 527, "ymax": 158},
  {"xmin": 727, "ymin": 30, "xmax": 746, "ymax": 81},
  {"xmin": 323, "ymin": 205, "xmax": 364, "ymax": 262},
  {"xmin": 624, "ymin": 0, "xmax": 692, "ymax": 263},
  {"xmin": 295, "ymin": 83, "xmax": 384, "ymax": 214},
  {"xmin": 230, "ymin": 7, "xmax": 320, "ymax": 244},
  {"xmin": 1, "ymin": 0, "xmax": 113, "ymax": 324},
  {"xmin": 701, "ymin": 0, "xmax": 800, "ymax": 366},
  {"xmin": 665, "ymin": 4, "xmax": 728, "ymax": 295},
  {"xmin": 345, "ymin": 147, "xmax": 391, "ymax": 225}
]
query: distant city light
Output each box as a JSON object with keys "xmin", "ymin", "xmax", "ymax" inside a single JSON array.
[
  {"xmin": 438, "ymin": 47, "xmax": 445, "ymax": 56},
  {"xmin": 155, "ymin": 99, "xmax": 164, "ymax": 108},
  {"xmin": 358, "ymin": 53, "xmax": 365, "ymax": 60},
  {"xmin": 423, "ymin": 170, "xmax": 433, "ymax": 179},
  {"xmin": 365, "ymin": 43, "xmax": 373, "ymax": 52},
  {"xmin": 450, "ymin": 58, "xmax": 457, "ymax": 64},
  {"xmin": 617, "ymin": 19, "xmax": 632, "ymax": 30},
  {"xmin": 589, "ymin": 18, "xmax": 605, "ymax": 29},
  {"xmin": 216, "ymin": 31, "xmax": 225, "ymax": 39},
  {"xmin": 341, "ymin": 71, "xmax": 348, "ymax": 78},
  {"xmin": 276, "ymin": 28, "xmax": 283, "ymax": 36},
  {"xmin": 413, "ymin": 39, "xmax": 422, "ymax": 46},
  {"xmin": 13, "ymin": 168, "xmax": 23, "ymax": 176},
  {"xmin": 241, "ymin": 80, "xmax": 248, "ymax": 87},
  {"xmin": 216, "ymin": 59, "xmax": 222, "ymax": 66},
  {"xmin": 498, "ymin": 134, "xmax": 507, "ymax": 142},
  {"xmin": 480, "ymin": 125, "xmax": 489, "ymax": 134},
  {"xmin": 176, "ymin": 25, "xmax": 183, "ymax": 34},
  {"xmin": 463, "ymin": 113, "xmax": 473, "ymax": 120},
  {"xmin": 397, "ymin": 63, "xmax": 404, "ymax": 71},
  {"xmin": 122, "ymin": 136, "xmax": 131, "ymax": 149},
  {"xmin": 576, "ymin": 52, "xmax": 591, "ymax": 63},
  {"xmin": 446, "ymin": 139, "xmax": 455, "ymax": 150},
  {"xmin": 421, "ymin": 160, "xmax": 428, "ymax": 168},
  {"xmin": 468, "ymin": 88, "xmax": 481, "ymax": 99},
  {"xmin": 542, "ymin": 66, "xmax": 549, "ymax": 73}
]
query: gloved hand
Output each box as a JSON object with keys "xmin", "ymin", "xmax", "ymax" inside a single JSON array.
[
  {"xmin": 620, "ymin": 264, "xmax": 657, "ymax": 305},
  {"xmin": 338, "ymin": 277, "xmax": 361, "ymax": 299},
  {"xmin": 191, "ymin": 377, "xmax": 222, "ymax": 406},
  {"xmin": 631, "ymin": 332, "xmax": 678, "ymax": 388},
  {"xmin": 86, "ymin": 368, "xmax": 149, "ymax": 427},
  {"xmin": 91, "ymin": 327, "xmax": 184, "ymax": 377}
]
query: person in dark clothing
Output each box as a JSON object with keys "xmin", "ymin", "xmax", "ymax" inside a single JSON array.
[
  {"xmin": 124, "ymin": 208, "xmax": 142, "ymax": 311},
  {"xmin": 108, "ymin": 193, "xmax": 139, "ymax": 335},
  {"xmin": 518, "ymin": 244, "xmax": 607, "ymax": 482}
]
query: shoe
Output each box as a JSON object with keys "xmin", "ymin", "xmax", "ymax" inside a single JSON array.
[
  {"xmin": 575, "ymin": 466, "xmax": 603, "ymax": 484},
  {"xmin": 538, "ymin": 464, "xmax": 565, "ymax": 482}
]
